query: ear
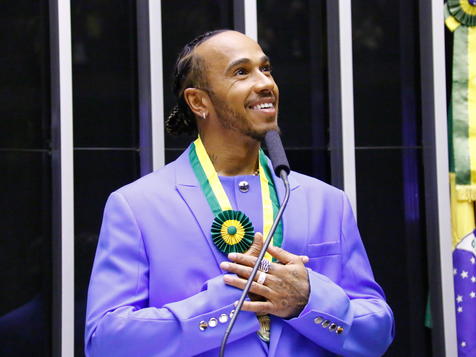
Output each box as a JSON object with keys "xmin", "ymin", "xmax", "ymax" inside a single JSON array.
[{"xmin": 183, "ymin": 88, "xmax": 209, "ymax": 118}]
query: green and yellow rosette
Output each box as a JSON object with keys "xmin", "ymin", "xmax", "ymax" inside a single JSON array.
[{"xmin": 211, "ymin": 210, "xmax": 254, "ymax": 254}]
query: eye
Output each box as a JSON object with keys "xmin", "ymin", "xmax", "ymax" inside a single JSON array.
[
  {"xmin": 261, "ymin": 64, "xmax": 272, "ymax": 73},
  {"xmin": 234, "ymin": 68, "xmax": 248, "ymax": 76}
]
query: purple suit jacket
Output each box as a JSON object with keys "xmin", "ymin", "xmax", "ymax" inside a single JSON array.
[{"xmin": 85, "ymin": 148, "xmax": 394, "ymax": 357}]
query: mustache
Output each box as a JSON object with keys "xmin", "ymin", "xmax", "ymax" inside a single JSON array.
[{"xmin": 246, "ymin": 91, "xmax": 276, "ymax": 105}]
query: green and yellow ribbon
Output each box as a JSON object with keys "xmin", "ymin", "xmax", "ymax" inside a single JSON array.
[
  {"xmin": 189, "ymin": 137, "xmax": 283, "ymax": 258},
  {"xmin": 446, "ymin": 1, "xmax": 476, "ymax": 201}
]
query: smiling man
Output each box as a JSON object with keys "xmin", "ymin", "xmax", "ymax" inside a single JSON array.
[{"xmin": 85, "ymin": 30, "xmax": 394, "ymax": 357}]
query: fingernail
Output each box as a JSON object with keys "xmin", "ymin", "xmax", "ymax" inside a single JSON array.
[
  {"xmin": 220, "ymin": 262, "xmax": 229, "ymax": 269},
  {"xmin": 228, "ymin": 253, "xmax": 236, "ymax": 260},
  {"xmin": 233, "ymin": 300, "xmax": 238, "ymax": 307},
  {"xmin": 223, "ymin": 274, "xmax": 231, "ymax": 283}
]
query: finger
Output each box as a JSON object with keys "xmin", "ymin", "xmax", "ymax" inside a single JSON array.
[
  {"xmin": 245, "ymin": 232, "xmax": 264, "ymax": 257},
  {"xmin": 228, "ymin": 253, "xmax": 279, "ymax": 274},
  {"xmin": 300, "ymin": 255, "xmax": 309, "ymax": 264},
  {"xmin": 227, "ymin": 252, "xmax": 258, "ymax": 268},
  {"xmin": 220, "ymin": 261, "xmax": 254, "ymax": 278},
  {"xmin": 267, "ymin": 245, "xmax": 301, "ymax": 265},
  {"xmin": 223, "ymin": 274, "xmax": 273, "ymax": 299},
  {"xmin": 240, "ymin": 300, "xmax": 274, "ymax": 315}
]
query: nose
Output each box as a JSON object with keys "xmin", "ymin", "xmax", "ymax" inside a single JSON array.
[{"xmin": 253, "ymin": 70, "xmax": 275, "ymax": 93}]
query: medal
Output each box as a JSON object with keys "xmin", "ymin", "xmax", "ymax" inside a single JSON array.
[
  {"xmin": 211, "ymin": 210, "xmax": 254, "ymax": 254},
  {"xmin": 189, "ymin": 137, "xmax": 283, "ymax": 258}
]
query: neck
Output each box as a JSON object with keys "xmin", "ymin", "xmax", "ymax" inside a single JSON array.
[{"xmin": 199, "ymin": 131, "xmax": 260, "ymax": 176}]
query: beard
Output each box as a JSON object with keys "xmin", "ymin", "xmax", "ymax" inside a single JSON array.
[{"xmin": 208, "ymin": 91, "xmax": 279, "ymax": 142}]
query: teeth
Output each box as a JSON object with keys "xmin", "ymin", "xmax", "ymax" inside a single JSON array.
[{"xmin": 252, "ymin": 103, "xmax": 273, "ymax": 110}]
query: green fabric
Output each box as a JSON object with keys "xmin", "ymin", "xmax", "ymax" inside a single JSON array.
[
  {"xmin": 189, "ymin": 143, "xmax": 222, "ymax": 216},
  {"xmin": 452, "ymin": 25, "xmax": 471, "ymax": 185}
]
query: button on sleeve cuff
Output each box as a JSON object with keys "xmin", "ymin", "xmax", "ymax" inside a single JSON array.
[{"xmin": 284, "ymin": 269, "xmax": 352, "ymax": 351}]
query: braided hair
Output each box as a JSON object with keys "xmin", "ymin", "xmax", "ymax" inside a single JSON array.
[{"xmin": 166, "ymin": 29, "xmax": 228, "ymax": 136}]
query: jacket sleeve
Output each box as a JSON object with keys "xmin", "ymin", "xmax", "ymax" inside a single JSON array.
[
  {"xmin": 284, "ymin": 191, "xmax": 395, "ymax": 357},
  {"xmin": 85, "ymin": 192, "xmax": 259, "ymax": 357}
]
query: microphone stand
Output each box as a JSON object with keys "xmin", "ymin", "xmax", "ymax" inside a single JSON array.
[{"xmin": 219, "ymin": 169, "xmax": 291, "ymax": 357}]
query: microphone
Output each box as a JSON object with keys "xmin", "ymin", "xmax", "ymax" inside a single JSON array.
[
  {"xmin": 219, "ymin": 130, "xmax": 291, "ymax": 357},
  {"xmin": 264, "ymin": 130, "xmax": 290, "ymax": 176}
]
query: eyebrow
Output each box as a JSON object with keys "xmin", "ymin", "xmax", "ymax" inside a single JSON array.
[{"xmin": 224, "ymin": 55, "xmax": 270, "ymax": 74}]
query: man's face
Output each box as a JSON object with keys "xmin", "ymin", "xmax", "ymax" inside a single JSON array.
[{"xmin": 196, "ymin": 31, "xmax": 279, "ymax": 140}]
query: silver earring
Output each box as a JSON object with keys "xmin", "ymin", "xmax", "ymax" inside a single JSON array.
[{"xmin": 202, "ymin": 113, "xmax": 207, "ymax": 120}]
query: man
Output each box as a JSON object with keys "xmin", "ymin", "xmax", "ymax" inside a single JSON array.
[{"xmin": 85, "ymin": 30, "xmax": 394, "ymax": 356}]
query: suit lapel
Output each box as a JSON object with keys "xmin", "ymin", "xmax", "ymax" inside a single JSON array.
[{"xmin": 174, "ymin": 148, "xmax": 225, "ymax": 268}]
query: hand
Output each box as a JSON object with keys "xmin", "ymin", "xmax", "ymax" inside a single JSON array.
[{"xmin": 220, "ymin": 243, "xmax": 310, "ymax": 319}]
